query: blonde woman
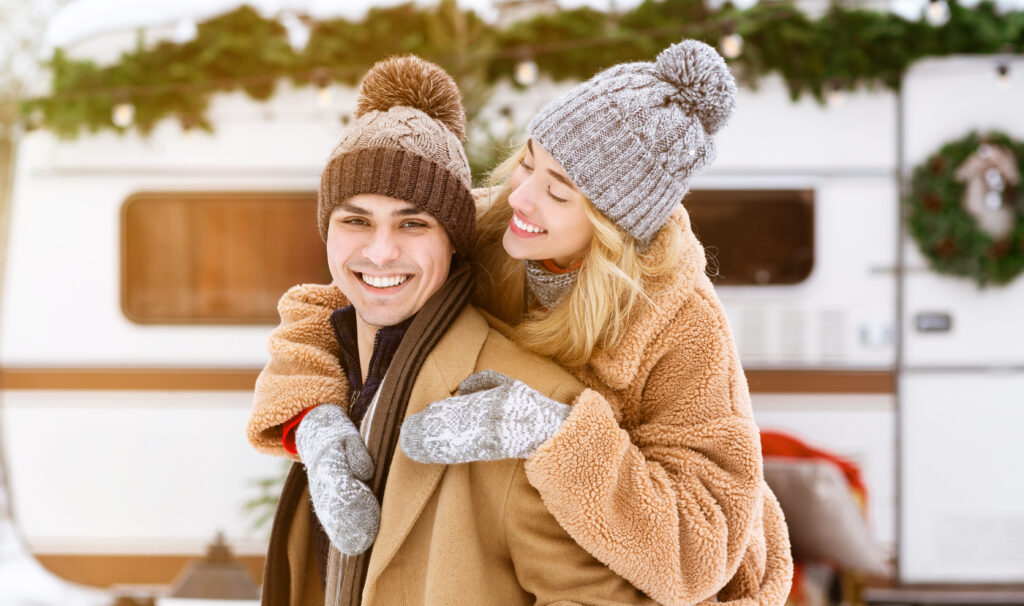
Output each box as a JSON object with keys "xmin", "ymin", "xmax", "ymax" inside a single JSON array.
[{"xmin": 252, "ymin": 40, "xmax": 792, "ymax": 605}]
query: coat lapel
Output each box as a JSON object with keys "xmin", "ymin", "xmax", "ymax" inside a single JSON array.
[{"xmin": 364, "ymin": 306, "xmax": 490, "ymax": 586}]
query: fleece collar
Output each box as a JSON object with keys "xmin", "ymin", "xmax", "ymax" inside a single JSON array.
[{"xmin": 587, "ymin": 205, "xmax": 707, "ymax": 390}]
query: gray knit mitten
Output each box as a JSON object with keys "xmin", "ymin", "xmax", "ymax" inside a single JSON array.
[
  {"xmin": 400, "ymin": 370, "xmax": 571, "ymax": 464},
  {"xmin": 295, "ymin": 404, "xmax": 379, "ymax": 556}
]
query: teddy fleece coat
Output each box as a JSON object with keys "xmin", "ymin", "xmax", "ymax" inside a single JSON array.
[
  {"xmin": 247, "ymin": 207, "xmax": 792, "ymax": 605},
  {"xmin": 250, "ymin": 303, "xmax": 657, "ymax": 605},
  {"xmin": 517, "ymin": 206, "xmax": 793, "ymax": 604}
]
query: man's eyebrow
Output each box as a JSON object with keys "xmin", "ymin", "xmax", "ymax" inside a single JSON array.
[
  {"xmin": 546, "ymin": 168, "xmax": 577, "ymax": 190},
  {"xmin": 527, "ymin": 139, "xmax": 533, "ymax": 155},
  {"xmin": 393, "ymin": 206, "xmax": 429, "ymax": 217},
  {"xmin": 337, "ymin": 201, "xmax": 369, "ymax": 214},
  {"xmin": 335, "ymin": 201, "xmax": 428, "ymax": 218}
]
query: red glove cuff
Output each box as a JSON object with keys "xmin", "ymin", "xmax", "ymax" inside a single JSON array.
[{"xmin": 281, "ymin": 408, "xmax": 314, "ymax": 455}]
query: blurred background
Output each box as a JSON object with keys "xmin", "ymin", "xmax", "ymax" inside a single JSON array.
[{"xmin": 1, "ymin": 0, "xmax": 1022, "ymax": 604}]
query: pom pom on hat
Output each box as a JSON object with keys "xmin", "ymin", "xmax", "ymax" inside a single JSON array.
[
  {"xmin": 655, "ymin": 39, "xmax": 737, "ymax": 134},
  {"xmin": 318, "ymin": 55, "xmax": 475, "ymax": 254},
  {"xmin": 355, "ymin": 54, "xmax": 467, "ymax": 140}
]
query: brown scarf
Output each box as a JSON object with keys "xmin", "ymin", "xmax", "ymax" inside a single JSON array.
[
  {"xmin": 260, "ymin": 261, "xmax": 473, "ymax": 606},
  {"xmin": 326, "ymin": 260, "xmax": 473, "ymax": 605}
]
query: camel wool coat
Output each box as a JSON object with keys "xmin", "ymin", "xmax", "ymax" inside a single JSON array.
[{"xmin": 249, "ymin": 303, "xmax": 657, "ymax": 605}]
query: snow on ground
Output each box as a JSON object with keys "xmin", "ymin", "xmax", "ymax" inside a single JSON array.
[{"xmin": 0, "ymin": 519, "xmax": 113, "ymax": 606}]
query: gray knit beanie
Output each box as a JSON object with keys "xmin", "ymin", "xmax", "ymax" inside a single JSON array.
[{"xmin": 527, "ymin": 39, "xmax": 737, "ymax": 244}]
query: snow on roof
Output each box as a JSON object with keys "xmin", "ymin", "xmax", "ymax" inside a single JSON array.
[
  {"xmin": 42, "ymin": 0, "xmax": 1024, "ymax": 51},
  {"xmin": 42, "ymin": 0, "xmax": 495, "ymax": 50},
  {"xmin": 43, "ymin": 0, "xmax": 657, "ymax": 51}
]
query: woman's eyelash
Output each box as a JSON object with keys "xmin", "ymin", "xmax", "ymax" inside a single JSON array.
[{"xmin": 519, "ymin": 157, "xmax": 564, "ymax": 201}]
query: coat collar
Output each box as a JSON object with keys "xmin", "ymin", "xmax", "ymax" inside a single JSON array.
[
  {"xmin": 587, "ymin": 206, "xmax": 707, "ymax": 390},
  {"xmin": 364, "ymin": 305, "xmax": 491, "ymax": 585}
]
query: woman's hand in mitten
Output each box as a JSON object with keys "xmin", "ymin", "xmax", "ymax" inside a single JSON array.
[{"xmin": 400, "ymin": 370, "xmax": 571, "ymax": 464}]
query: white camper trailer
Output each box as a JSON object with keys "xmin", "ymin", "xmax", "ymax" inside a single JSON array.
[{"xmin": 2, "ymin": 0, "xmax": 1024, "ymax": 594}]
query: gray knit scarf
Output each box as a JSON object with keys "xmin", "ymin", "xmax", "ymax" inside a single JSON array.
[{"xmin": 524, "ymin": 260, "xmax": 579, "ymax": 309}]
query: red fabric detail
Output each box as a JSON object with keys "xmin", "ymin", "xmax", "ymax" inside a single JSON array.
[
  {"xmin": 789, "ymin": 562, "xmax": 805, "ymax": 606},
  {"xmin": 541, "ymin": 258, "xmax": 582, "ymax": 273},
  {"xmin": 282, "ymin": 408, "xmax": 314, "ymax": 455},
  {"xmin": 762, "ymin": 431, "xmax": 869, "ymax": 605},
  {"xmin": 760, "ymin": 430, "xmax": 868, "ymax": 503}
]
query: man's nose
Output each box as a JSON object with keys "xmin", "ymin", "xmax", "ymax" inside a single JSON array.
[{"xmin": 363, "ymin": 228, "xmax": 401, "ymax": 265}]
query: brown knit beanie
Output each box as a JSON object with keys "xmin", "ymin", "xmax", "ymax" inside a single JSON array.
[{"xmin": 317, "ymin": 55, "xmax": 475, "ymax": 256}]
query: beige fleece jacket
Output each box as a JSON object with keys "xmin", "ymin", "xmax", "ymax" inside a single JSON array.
[{"xmin": 519, "ymin": 206, "xmax": 792, "ymax": 604}]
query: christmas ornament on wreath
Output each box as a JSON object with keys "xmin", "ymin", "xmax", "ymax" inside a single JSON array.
[{"xmin": 906, "ymin": 131, "xmax": 1024, "ymax": 286}]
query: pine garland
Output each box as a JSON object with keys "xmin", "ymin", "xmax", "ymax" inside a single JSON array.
[
  {"xmin": 906, "ymin": 131, "xmax": 1024, "ymax": 286},
  {"xmin": 20, "ymin": 0, "xmax": 1024, "ymax": 138}
]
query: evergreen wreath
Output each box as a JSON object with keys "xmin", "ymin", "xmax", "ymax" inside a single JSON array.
[{"xmin": 906, "ymin": 131, "xmax": 1024, "ymax": 286}]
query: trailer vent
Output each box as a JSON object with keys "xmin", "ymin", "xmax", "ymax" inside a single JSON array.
[
  {"xmin": 739, "ymin": 309, "xmax": 768, "ymax": 358},
  {"xmin": 819, "ymin": 309, "xmax": 847, "ymax": 359},
  {"xmin": 779, "ymin": 309, "xmax": 807, "ymax": 359}
]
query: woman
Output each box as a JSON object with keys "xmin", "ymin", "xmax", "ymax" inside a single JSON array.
[{"xmin": 252, "ymin": 40, "xmax": 792, "ymax": 605}]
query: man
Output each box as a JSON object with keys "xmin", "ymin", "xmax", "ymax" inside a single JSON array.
[{"xmin": 246, "ymin": 55, "xmax": 655, "ymax": 606}]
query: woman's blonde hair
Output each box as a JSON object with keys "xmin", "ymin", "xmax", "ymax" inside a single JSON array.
[{"xmin": 472, "ymin": 142, "xmax": 685, "ymax": 368}]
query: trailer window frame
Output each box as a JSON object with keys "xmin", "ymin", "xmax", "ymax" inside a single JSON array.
[
  {"xmin": 120, "ymin": 191, "xmax": 329, "ymax": 325},
  {"xmin": 684, "ymin": 188, "xmax": 815, "ymax": 286}
]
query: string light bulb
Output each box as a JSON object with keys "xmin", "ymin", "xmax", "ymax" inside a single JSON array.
[
  {"xmin": 720, "ymin": 31, "xmax": 744, "ymax": 59},
  {"xmin": 926, "ymin": 0, "xmax": 950, "ymax": 26},
  {"xmin": 312, "ymin": 68, "xmax": 332, "ymax": 108},
  {"xmin": 514, "ymin": 59, "xmax": 538, "ymax": 87},
  {"xmin": 996, "ymin": 63, "xmax": 1011, "ymax": 89},
  {"xmin": 826, "ymin": 80, "xmax": 845, "ymax": 108},
  {"xmin": 27, "ymin": 108, "xmax": 44, "ymax": 130},
  {"xmin": 499, "ymin": 105, "xmax": 515, "ymax": 136},
  {"xmin": 180, "ymin": 113, "xmax": 200, "ymax": 139},
  {"xmin": 112, "ymin": 101, "xmax": 135, "ymax": 128},
  {"xmin": 172, "ymin": 18, "xmax": 198, "ymax": 44},
  {"xmin": 317, "ymin": 86, "xmax": 331, "ymax": 108}
]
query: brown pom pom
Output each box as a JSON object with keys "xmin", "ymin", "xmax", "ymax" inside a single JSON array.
[{"xmin": 355, "ymin": 55, "xmax": 466, "ymax": 140}]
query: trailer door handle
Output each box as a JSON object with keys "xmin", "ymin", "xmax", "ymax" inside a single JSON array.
[{"xmin": 914, "ymin": 311, "xmax": 953, "ymax": 333}]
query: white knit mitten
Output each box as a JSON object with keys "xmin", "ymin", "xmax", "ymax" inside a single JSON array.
[
  {"xmin": 400, "ymin": 370, "xmax": 570, "ymax": 464},
  {"xmin": 295, "ymin": 404, "xmax": 379, "ymax": 556}
]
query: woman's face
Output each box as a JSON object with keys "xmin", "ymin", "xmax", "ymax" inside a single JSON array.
[{"xmin": 502, "ymin": 139, "xmax": 595, "ymax": 268}]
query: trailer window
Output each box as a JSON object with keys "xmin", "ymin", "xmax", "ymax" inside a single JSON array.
[
  {"xmin": 684, "ymin": 189, "xmax": 814, "ymax": 286},
  {"xmin": 121, "ymin": 192, "xmax": 328, "ymax": 324}
]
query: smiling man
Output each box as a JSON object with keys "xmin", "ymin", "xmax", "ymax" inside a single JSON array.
[
  {"xmin": 325, "ymin": 194, "xmax": 456, "ymax": 381},
  {"xmin": 247, "ymin": 56, "xmax": 655, "ymax": 606}
]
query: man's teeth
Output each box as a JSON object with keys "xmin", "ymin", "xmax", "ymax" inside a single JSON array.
[
  {"xmin": 361, "ymin": 274, "xmax": 409, "ymax": 288},
  {"xmin": 513, "ymin": 213, "xmax": 546, "ymax": 233}
]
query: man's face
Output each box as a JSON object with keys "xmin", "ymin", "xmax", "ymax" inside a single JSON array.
[{"xmin": 327, "ymin": 193, "xmax": 454, "ymax": 332}]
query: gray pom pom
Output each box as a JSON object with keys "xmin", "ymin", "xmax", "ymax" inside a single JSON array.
[{"xmin": 655, "ymin": 39, "xmax": 737, "ymax": 134}]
